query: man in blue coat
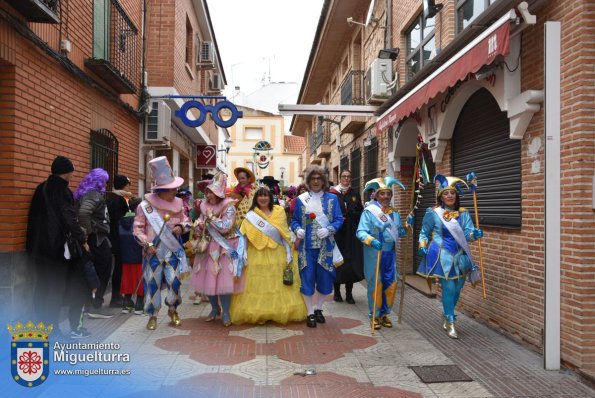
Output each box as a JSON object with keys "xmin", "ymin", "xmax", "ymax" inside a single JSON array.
[{"xmin": 291, "ymin": 165, "xmax": 343, "ymax": 328}]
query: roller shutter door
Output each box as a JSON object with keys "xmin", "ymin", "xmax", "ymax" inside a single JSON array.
[{"xmin": 452, "ymin": 88, "xmax": 521, "ymax": 228}]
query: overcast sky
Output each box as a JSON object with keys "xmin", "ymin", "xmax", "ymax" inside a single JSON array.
[{"xmin": 207, "ymin": 0, "xmax": 324, "ymax": 98}]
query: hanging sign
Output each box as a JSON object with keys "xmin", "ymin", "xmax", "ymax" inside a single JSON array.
[
  {"xmin": 176, "ymin": 99, "xmax": 243, "ymax": 128},
  {"xmin": 196, "ymin": 145, "xmax": 217, "ymax": 168}
]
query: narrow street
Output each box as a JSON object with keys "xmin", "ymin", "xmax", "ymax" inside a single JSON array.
[{"xmin": 4, "ymin": 282, "xmax": 593, "ymax": 398}]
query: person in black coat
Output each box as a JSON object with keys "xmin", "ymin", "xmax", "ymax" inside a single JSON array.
[
  {"xmin": 26, "ymin": 155, "xmax": 90, "ymax": 338},
  {"xmin": 328, "ymin": 169, "xmax": 364, "ymax": 304},
  {"xmin": 107, "ymin": 174, "xmax": 133, "ymax": 308}
]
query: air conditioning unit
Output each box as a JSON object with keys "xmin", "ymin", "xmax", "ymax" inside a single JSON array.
[
  {"xmin": 208, "ymin": 73, "xmax": 224, "ymax": 92},
  {"xmin": 365, "ymin": 58, "xmax": 393, "ymax": 104},
  {"xmin": 145, "ymin": 100, "xmax": 171, "ymax": 142},
  {"xmin": 197, "ymin": 41, "xmax": 214, "ymax": 68}
]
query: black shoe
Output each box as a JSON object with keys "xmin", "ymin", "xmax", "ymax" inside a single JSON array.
[
  {"xmin": 306, "ymin": 314, "xmax": 317, "ymax": 328},
  {"xmin": 314, "ymin": 309, "xmax": 325, "ymax": 323},
  {"xmin": 345, "ymin": 294, "xmax": 355, "ymax": 304},
  {"xmin": 333, "ymin": 292, "xmax": 343, "ymax": 302},
  {"xmin": 122, "ymin": 296, "xmax": 134, "ymax": 313}
]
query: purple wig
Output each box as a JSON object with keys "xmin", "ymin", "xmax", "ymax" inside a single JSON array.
[
  {"xmin": 74, "ymin": 168, "xmax": 109, "ymax": 201},
  {"xmin": 286, "ymin": 186, "xmax": 297, "ymax": 198}
]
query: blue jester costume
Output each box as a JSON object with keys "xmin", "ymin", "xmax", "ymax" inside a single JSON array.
[
  {"xmin": 290, "ymin": 166, "xmax": 343, "ymax": 328},
  {"xmin": 416, "ymin": 175, "xmax": 483, "ymax": 339},
  {"xmin": 356, "ymin": 177, "xmax": 407, "ymax": 329}
]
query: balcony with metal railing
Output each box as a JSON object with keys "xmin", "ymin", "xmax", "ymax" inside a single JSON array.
[
  {"xmin": 340, "ymin": 70, "xmax": 367, "ymax": 134},
  {"xmin": 309, "ymin": 122, "xmax": 332, "ymax": 159},
  {"xmin": 85, "ymin": 0, "xmax": 138, "ymax": 94},
  {"xmin": 6, "ymin": 0, "xmax": 60, "ymax": 23}
]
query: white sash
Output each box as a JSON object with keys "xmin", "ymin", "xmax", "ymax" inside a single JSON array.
[
  {"xmin": 434, "ymin": 207, "xmax": 474, "ymax": 262},
  {"xmin": 366, "ymin": 203, "xmax": 399, "ymax": 243},
  {"xmin": 206, "ymin": 224, "xmax": 243, "ymax": 276},
  {"xmin": 140, "ymin": 200, "xmax": 189, "ymax": 273},
  {"xmin": 245, "ymin": 211, "xmax": 292, "ymax": 264},
  {"xmin": 297, "ymin": 191, "xmax": 343, "ymax": 266}
]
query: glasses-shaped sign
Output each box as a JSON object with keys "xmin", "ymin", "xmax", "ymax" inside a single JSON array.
[{"xmin": 175, "ymin": 99, "xmax": 243, "ymax": 128}]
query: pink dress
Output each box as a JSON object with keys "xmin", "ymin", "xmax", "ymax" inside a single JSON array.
[{"xmin": 189, "ymin": 198, "xmax": 244, "ymax": 295}]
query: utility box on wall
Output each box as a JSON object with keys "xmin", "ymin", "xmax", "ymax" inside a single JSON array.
[{"xmin": 365, "ymin": 58, "xmax": 392, "ymax": 104}]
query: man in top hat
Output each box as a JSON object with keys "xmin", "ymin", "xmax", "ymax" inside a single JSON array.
[
  {"xmin": 133, "ymin": 156, "xmax": 191, "ymax": 330},
  {"xmin": 356, "ymin": 177, "xmax": 407, "ymax": 330},
  {"xmin": 231, "ymin": 167, "xmax": 257, "ymax": 227},
  {"xmin": 290, "ymin": 165, "xmax": 343, "ymax": 328}
]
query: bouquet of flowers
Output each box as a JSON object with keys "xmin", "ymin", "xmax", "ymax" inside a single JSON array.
[{"xmin": 305, "ymin": 212, "xmax": 316, "ymax": 225}]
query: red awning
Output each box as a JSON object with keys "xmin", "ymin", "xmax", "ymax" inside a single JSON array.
[{"xmin": 376, "ymin": 12, "xmax": 514, "ymax": 134}]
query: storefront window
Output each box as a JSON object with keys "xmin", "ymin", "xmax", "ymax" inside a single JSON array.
[
  {"xmin": 456, "ymin": 0, "xmax": 499, "ymax": 33},
  {"xmin": 406, "ymin": 14, "xmax": 436, "ymax": 81}
]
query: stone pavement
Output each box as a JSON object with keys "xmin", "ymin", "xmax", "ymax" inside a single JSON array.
[{"xmin": 2, "ymin": 281, "xmax": 594, "ymax": 398}]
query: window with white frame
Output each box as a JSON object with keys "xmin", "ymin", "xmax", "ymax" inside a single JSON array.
[
  {"xmin": 244, "ymin": 127, "xmax": 263, "ymax": 140},
  {"xmin": 405, "ymin": 13, "xmax": 437, "ymax": 81},
  {"xmin": 456, "ymin": 0, "xmax": 499, "ymax": 33}
]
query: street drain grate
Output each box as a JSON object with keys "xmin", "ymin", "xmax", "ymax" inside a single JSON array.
[{"xmin": 410, "ymin": 365, "xmax": 473, "ymax": 383}]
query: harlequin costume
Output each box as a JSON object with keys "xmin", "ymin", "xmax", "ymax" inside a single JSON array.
[
  {"xmin": 416, "ymin": 175, "xmax": 483, "ymax": 339},
  {"xmin": 189, "ymin": 172, "xmax": 245, "ymax": 327},
  {"xmin": 231, "ymin": 167, "xmax": 258, "ymax": 227},
  {"xmin": 230, "ymin": 205, "xmax": 307, "ymax": 324},
  {"xmin": 356, "ymin": 177, "xmax": 407, "ymax": 329},
  {"xmin": 133, "ymin": 157, "xmax": 191, "ymax": 330},
  {"xmin": 290, "ymin": 165, "xmax": 343, "ymax": 327}
]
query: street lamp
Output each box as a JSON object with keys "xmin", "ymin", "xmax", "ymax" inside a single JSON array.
[
  {"xmin": 218, "ymin": 138, "xmax": 232, "ymax": 154},
  {"xmin": 280, "ymin": 166, "xmax": 285, "ymax": 179}
]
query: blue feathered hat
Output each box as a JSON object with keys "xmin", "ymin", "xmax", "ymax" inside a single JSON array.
[
  {"xmin": 434, "ymin": 174, "xmax": 468, "ymax": 197},
  {"xmin": 363, "ymin": 177, "xmax": 405, "ymax": 193}
]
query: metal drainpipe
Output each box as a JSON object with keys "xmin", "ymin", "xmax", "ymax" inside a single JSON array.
[{"xmin": 385, "ymin": 0, "xmax": 392, "ymax": 49}]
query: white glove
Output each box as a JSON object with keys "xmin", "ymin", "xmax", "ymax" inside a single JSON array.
[
  {"xmin": 316, "ymin": 227, "xmax": 330, "ymax": 239},
  {"xmin": 296, "ymin": 229, "xmax": 306, "ymax": 239}
]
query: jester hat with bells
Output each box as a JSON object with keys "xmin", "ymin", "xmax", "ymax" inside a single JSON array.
[
  {"xmin": 363, "ymin": 176, "xmax": 406, "ymax": 195},
  {"xmin": 434, "ymin": 175, "xmax": 469, "ymax": 198}
]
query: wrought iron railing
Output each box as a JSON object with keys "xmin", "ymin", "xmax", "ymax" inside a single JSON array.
[
  {"xmin": 87, "ymin": 0, "xmax": 139, "ymax": 93},
  {"xmin": 309, "ymin": 122, "xmax": 332, "ymax": 155},
  {"xmin": 90, "ymin": 129, "xmax": 119, "ymax": 195},
  {"xmin": 109, "ymin": 0, "xmax": 138, "ymax": 89},
  {"xmin": 340, "ymin": 70, "xmax": 365, "ymax": 105}
]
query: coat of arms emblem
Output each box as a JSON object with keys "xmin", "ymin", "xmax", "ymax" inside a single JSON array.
[{"xmin": 7, "ymin": 321, "xmax": 52, "ymax": 387}]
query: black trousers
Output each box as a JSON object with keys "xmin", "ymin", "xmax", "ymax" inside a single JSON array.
[
  {"xmin": 65, "ymin": 260, "xmax": 89, "ymax": 331},
  {"xmin": 33, "ymin": 254, "xmax": 68, "ymax": 328},
  {"xmin": 111, "ymin": 253, "xmax": 123, "ymax": 299},
  {"xmin": 88, "ymin": 236, "xmax": 112, "ymax": 308}
]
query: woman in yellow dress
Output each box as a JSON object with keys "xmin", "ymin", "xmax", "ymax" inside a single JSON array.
[{"xmin": 231, "ymin": 187, "xmax": 307, "ymax": 325}]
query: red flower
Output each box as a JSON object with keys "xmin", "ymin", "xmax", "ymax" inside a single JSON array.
[{"xmin": 309, "ymin": 212, "xmax": 316, "ymax": 220}]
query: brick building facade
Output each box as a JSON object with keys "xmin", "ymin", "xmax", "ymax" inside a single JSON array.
[
  {"xmin": 0, "ymin": 0, "xmax": 228, "ymax": 320},
  {"xmin": 294, "ymin": 0, "xmax": 595, "ymax": 376},
  {"xmin": 0, "ymin": 0, "xmax": 143, "ymax": 318}
]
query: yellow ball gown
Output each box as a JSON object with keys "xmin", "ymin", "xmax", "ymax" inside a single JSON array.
[{"xmin": 230, "ymin": 205, "xmax": 307, "ymax": 325}]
